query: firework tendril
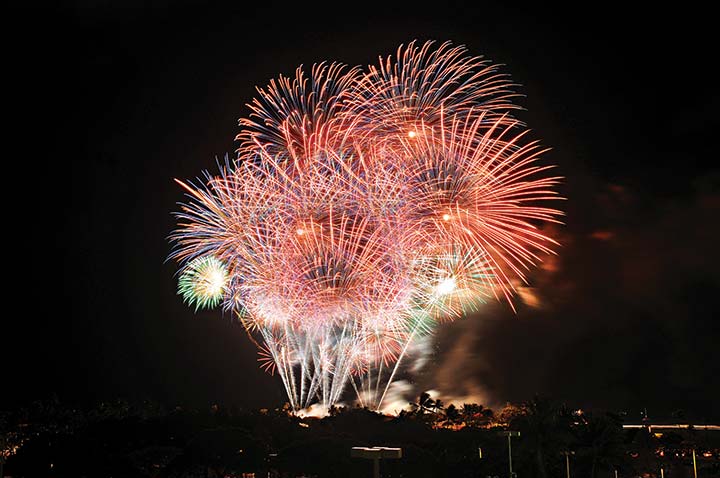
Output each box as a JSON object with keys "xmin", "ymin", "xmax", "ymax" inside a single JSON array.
[{"xmin": 169, "ymin": 40, "xmax": 564, "ymax": 412}]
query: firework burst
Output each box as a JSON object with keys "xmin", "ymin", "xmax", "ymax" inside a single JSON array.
[
  {"xmin": 170, "ymin": 40, "xmax": 563, "ymax": 412},
  {"xmin": 177, "ymin": 255, "xmax": 229, "ymax": 311}
]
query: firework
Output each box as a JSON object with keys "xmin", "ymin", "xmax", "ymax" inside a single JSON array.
[
  {"xmin": 177, "ymin": 255, "xmax": 229, "ymax": 311},
  {"xmin": 170, "ymin": 40, "xmax": 563, "ymax": 412},
  {"xmin": 348, "ymin": 41, "xmax": 521, "ymax": 143}
]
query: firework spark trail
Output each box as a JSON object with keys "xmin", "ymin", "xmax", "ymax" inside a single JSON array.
[
  {"xmin": 349, "ymin": 40, "xmax": 521, "ymax": 139},
  {"xmin": 237, "ymin": 62, "xmax": 362, "ymax": 163},
  {"xmin": 393, "ymin": 112, "xmax": 563, "ymax": 307},
  {"xmin": 170, "ymin": 40, "xmax": 563, "ymax": 412}
]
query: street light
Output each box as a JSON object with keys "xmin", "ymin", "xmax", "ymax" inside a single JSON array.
[
  {"xmin": 351, "ymin": 446, "xmax": 402, "ymax": 478},
  {"xmin": 499, "ymin": 431, "xmax": 520, "ymax": 478},
  {"xmin": 561, "ymin": 450, "xmax": 575, "ymax": 478}
]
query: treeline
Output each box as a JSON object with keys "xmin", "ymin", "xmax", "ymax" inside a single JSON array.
[{"xmin": 1, "ymin": 395, "xmax": 717, "ymax": 478}]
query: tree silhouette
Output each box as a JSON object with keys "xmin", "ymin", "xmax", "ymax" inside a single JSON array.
[
  {"xmin": 409, "ymin": 392, "xmax": 436, "ymax": 417},
  {"xmin": 508, "ymin": 396, "xmax": 572, "ymax": 478},
  {"xmin": 460, "ymin": 403, "xmax": 494, "ymax": 428},
  {"xmin": 627, "ymin": 425, "xmax": 660, "ymax": 477},
  {"xmin": 572, "ymin": 411, "xmax": 626, "ymax": 478},
  {"xmin": 444, "ymin": 404, "xmax": 460, "ymax": 425}
]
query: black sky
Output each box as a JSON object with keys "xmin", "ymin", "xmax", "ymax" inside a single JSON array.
[{"xmin": 6, "ymin": 2, "xmax": 718, "ymax": 419}]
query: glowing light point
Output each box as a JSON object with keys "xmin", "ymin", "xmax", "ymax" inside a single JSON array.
[
  {"xmin": 435, "ymin": 277, "xmax": 457, "ymax": 296},
  {"xmin": 204, "ymin": 268, "xmax": 226, "ymax": 296},
  {"xmin": 442, "ymin": 213, "xmax": 451, "ymax": 221},
  {"xmin": 296, "ymin": 228, "xmax": 305, "ymax": 236},
  {"xmin": 407, "ymin": 130, "xmax": 417, "ymax": 138}
]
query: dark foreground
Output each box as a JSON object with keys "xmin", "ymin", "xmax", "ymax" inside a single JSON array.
[{"xmin": 2, "ymin": 396, "xmax": 718, "ymax": 478}]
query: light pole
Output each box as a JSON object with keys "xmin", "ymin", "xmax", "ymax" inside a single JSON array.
[
  {"xmin": 351, "ymin": 446, "xmax": 402, "ymax": 478},
  {"xmin": 562, "ymin": 450, "xmax": 575, "ymax": 478},
  {"xmin": 500, "ymin": 431, "xmax": 520, "ymax": 478}
]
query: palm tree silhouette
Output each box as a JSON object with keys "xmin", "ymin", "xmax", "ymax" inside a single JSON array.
[{"xmin": 409, "ymin": 392, "xmax": 436, "ymax": 416}]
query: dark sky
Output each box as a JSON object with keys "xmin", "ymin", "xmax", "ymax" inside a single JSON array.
[{"xmin": 6, "ymin": 2, "xmax": 718, "ymax": 420}]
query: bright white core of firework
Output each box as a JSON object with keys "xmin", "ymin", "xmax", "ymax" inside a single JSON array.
[
  {"xmin": 435, "ymin": 277, "xmax": 457, "ymax": 296},
  {"xmin": 199, "ymin": 267, "xmax": 226, "ymax": 297}
]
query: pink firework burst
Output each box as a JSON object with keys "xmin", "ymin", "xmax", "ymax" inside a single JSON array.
[{"xmin": 170, "ymin": 40, "xmax": 563, "ymax": 412}]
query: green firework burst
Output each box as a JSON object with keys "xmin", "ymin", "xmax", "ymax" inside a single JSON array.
[{"xmin": 178, "ymin": 255, "xmax": 228, "ymax": 311}]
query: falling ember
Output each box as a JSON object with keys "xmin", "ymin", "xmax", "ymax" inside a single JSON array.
[{"xmin": 170, "ymin": 40, "xmax": 563, "ymax": 412}]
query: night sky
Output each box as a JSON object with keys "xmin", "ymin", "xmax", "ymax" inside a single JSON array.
[{"xmin": 6, "ymin": 3, "xmax": 718, "ymax": 420}]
